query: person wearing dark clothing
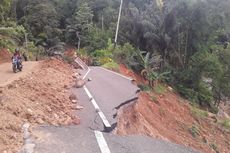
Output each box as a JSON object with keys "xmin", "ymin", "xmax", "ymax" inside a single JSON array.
[
  {"xmin": 12, "ymin": 48, "xmax": 22, "ymax": 59},
  {"xmin": 12, "ymin": 48, "xmax": 22, "ymax": 68},
  {"xmin": 22, "ymin": 52, "xmax": 28, "ymax": 61}
]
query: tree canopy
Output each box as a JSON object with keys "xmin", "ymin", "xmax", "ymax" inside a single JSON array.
[{"xmin": 0, "ymin": 0, "xmax": 230, "ymax": 112}]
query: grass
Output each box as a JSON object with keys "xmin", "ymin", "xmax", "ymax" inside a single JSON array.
[
  {"xmin": 153, "ymin": 84, "xmax": 166, "ymax": 94},
  {"xmin": 102, "ymin": 61, "xmax": 119, "ymax": 71},
  {"xmin": 138, "ymin": 84, "xmax": 152, "ymax": 91},
  {"xmin": 220, "ymin": 119, "xmax": 230, "ymax": 129},
  {"xmin": 190, "ymin": 106, "xmax": 209, "ymax": 119},
  {"xmin": 151, "ymin": 95, "xmax": 158, "ymax": 102},
  {"xmin": 189, "ymin": 125, "xmax": 200, "ymax": 138},
  {"xmin": 209, "ymin": 142, "xmax": 219, "ymax": 153}
]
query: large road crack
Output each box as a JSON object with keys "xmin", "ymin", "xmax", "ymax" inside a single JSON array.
[{"xmin": 100, "ymin": 97, "xmax": 139, "ymax": 133}]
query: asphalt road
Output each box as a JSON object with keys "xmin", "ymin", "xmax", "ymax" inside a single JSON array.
[
  {"xmin": 32, "ymin": 66, "xmax": 200, "ymax": 153},
  {"xmin": 85, "ymin": 67, "xmax": 139, "ymax": 128}
]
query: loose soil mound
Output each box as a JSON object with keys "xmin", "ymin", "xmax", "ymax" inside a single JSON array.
[
  {"xmin": 116, "ymin": 66, "xmax": 230, "ymax": 153},
  {"xmin": 0, "ymin": 58, "xmax": 77, "ymax": 152}
]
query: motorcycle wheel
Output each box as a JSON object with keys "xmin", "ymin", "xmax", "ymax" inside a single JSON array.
[
  {"xmin": 13, "ymin": 64, "xmax": 17, "ymax": 73},
  {"xmin": 18, "ymin": 67, "xmax": 22, "ymax": 71},
  {"xmin": 18, "ymin": 63, "xmax": 22, "ymax": 71}
]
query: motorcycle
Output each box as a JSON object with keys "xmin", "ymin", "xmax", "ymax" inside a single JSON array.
[{"xmin": 12, "ymin": 57, "xmax": 22, "ymax": 73}]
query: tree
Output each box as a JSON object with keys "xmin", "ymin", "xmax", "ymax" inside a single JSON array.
[
  {"xmin": 65, "ymin": 1, "xmax": 93, "ymax": 47},
  {"xmin": 18, "ymin": 1, "xmax": 59, "ymax": 36},
  {"xmin": 0, "ymin": 0, "xmax": 12, "ymax": 23},
  {"xmin": 7, "ymin": 0, "xmax": 230, "ymax": 110}
]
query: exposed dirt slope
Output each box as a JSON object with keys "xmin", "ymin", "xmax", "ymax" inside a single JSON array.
[
  {"xmin": 0, "ymin": 58, "xmax": 78, "ymax": 152},
  {"xmin": 0, "ymin": 48, "xmax": 12, "ymax": 64},
  {"xmin": 116, "ymin": 64, "xmax": 230, "ymax": 153}
]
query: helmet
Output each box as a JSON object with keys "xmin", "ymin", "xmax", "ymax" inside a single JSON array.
[{"xmin": 15, "ymin": 48, "xmax": 20, "ymax": 52}]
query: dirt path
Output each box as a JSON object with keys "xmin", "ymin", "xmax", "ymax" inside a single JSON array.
[{"xmin": 0, "ymin": 61, "xmax": 40, "ymax": 87}]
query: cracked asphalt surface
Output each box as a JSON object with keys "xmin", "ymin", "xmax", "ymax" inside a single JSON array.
[{"xmin": 32, "ymin": 67, "xmax": 200, "ymax": 153}]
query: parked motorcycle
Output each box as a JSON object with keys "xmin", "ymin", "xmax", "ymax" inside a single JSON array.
[{"xmin": 12, "ymin": 57, "xmax": 22, "ymax": 73}]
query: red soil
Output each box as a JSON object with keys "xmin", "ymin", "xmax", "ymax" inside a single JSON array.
[
  {"xmin": 119, "ymin": 64, "xmax": 146, "ymax": 83},
  {"xmin": 0, "ymin": 58, "xmax": 78, "ymax": 152},
  {"xmin": 0, "ymin": 48, "xmax": 12, "ymax": 64},
  {"xmin": 116, "ymin": 64, "xmax": 230, "ymax": 153}
]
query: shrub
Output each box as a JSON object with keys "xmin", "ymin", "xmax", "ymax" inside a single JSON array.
[
  {"xmin": 113, "ymin": 42, "xmax": 136, "ymax": 64},
  {"xmin": 146, "ymin": 70, "xmax": 171, "ymax": 87},
  {"xmin": 154, "ymin": 84, "xmax": 166, "ymax": 94},
  {"xmin": 189, "ymin": 125, "xmax": 200, "ymax": 138},
  {"xmin": 197, "ymin": 82, "xmax": 214, "ymax": 107},
  {"xmin": 138, "ymin": 84, "xmax": 152, "ymax": 91},
  {"xmin": 209, "ymin": 143, "xmax": 219, "ymax": 153},
  {"xmin": 151, "ymin": 96, "xmax": 158, "ymax": 102},
  {"xmin": 102, "ymin": 61, "xmax": 119, "ymax": 71},
  {"xmin": 24, "ymin": 42, "xmax": 41, "ymax": 60},
  {"xmin": 2, "ymin": 21, "xmax": 17, "ymax": 27},
  {"xmin": 78, "ymin": 48, "xmax": 88, "ymax": 57},
  {"xmin": 190, "ymin": 106, "xmax": 209, "ymax": 119},
  {"xmin": 0, "ymin": 26, "xmax": 26, "ymax": 40},
  {"xmin": 90, "ymin": 48, "xmax": 113, "ymax": 65},
  {"xmin": 176, "ymin": 85, "xmax": 199, "ymax": 103},
  {"xmin": 0, "ymin": 39, "xmax": 15, "ymax": 50},
  {"xmin": 220, "ymin": 119, "xmax": 230, "ymax": 129}
]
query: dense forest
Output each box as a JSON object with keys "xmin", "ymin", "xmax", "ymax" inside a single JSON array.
[{"xmin": 0, "ymin": 0, "xmax": 230, "ymax": 113}]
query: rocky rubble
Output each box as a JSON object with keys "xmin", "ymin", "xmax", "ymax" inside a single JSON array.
[{"xmin": 0, "ymin": 58, "xmax": 80, "ymax": 152}]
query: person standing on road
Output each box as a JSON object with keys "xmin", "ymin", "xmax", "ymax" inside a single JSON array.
[{"xmin": 22, "ymin": 52, "xmax": 28, "ymax": 61}]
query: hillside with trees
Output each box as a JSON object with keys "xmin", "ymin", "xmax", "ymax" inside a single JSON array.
[
  {"xmin": 2, "ymin": 0, "xmax": 228, "ymax": 113},
  {"xmin": 0, "ymin": 0, "xmax": 230, "ymax": 152}
]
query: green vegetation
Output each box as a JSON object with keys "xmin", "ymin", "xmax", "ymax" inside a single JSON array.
[
  {"xmin": 102, "ymin": 61, "xmax": 119, "ymax": 71},
  {"xmin": 0, "ymin": 0, "xmax": 229, "ymax": 113},
  {"xmin": 190, "ymin": 106, "xmax": 209, "ymax": 119},
  {"xmin": 0, "ymin": 39, "xmax": 15, "ymax": 50},
  {"xmin": 151, "ymin": 96, "xmax": 158, "ymax": 102},
  {"xmin": 209, "ymin": 143, "xmax": 219, "ymax": 153},
  {"xmin": 137, "ymin": 84, "xmax": 152, "ymax": 92},
  {"xmin": 189, "ymin": 125, "xmax": 200, "ymax": 138},
  {"xmin": 220, "ymin": 119, "xmax": 230, "ymax": 129},
  {"xmin": 154, "ymin": 84, "xmax": 167, "ymax": 94}
]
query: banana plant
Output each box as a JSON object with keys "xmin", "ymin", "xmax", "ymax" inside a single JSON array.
[
  {"xmin": 147, "ymin": 71, "xmax": 171, "ymax": 87},
  {"xmin": 129, "ymin": 49, "xmax": 169, "ymax": 87}
]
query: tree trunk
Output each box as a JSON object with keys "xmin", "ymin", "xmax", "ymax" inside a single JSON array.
[
  {"xmin": 102, "ymin": 14, "xmax": 104, "ymax": 31},
  {"xmin": 78, "ymin": 38, "xmax": 81, "ymax": 52},
  {"xmin": 76, "ymin": 32, "xmax": 81, "ymax": 52},
  {"xmin": 184, "ymin": 29, "xmax": 189, "ymax": 66}
]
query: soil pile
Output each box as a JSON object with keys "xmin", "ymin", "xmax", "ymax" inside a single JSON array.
[{"xmin": 0, "ymin": 58, "xmax": 78, "ymax": 152}]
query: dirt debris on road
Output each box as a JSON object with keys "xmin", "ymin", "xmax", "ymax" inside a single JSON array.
[{"xmin": 0, "ymin": 58, "xmax": 79, "ymax": 152}]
